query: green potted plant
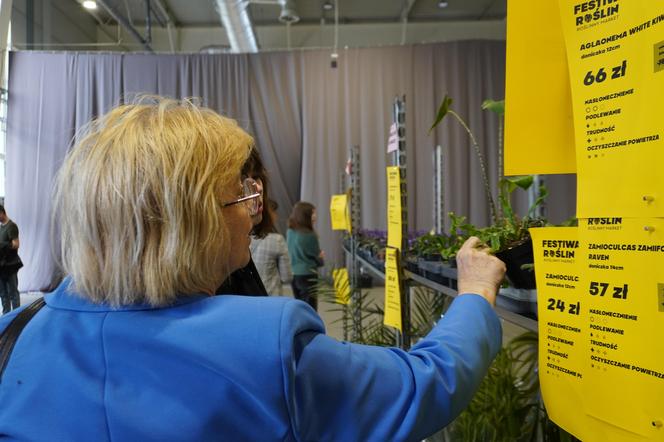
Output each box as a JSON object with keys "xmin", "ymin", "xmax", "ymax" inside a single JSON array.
[
  {"xmin": 429, "ymin": 96, "xmax": 547, "ymax": 289},
  {"xmin": 410, "ymin": 232, "xmax": 454, "ymax": 285},
  {"xmin": 411, "ymin": 232, "xmax": 447, "ymax": 261},
  {"xmin": 492, "ymin": 176, "xmax": 546, "ymax": 289},
  {"xmin": 430, "ymin": 96, "xmax": 499, "ymax": 224}
]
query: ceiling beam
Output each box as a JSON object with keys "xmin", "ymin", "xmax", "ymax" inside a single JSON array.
[
  {"xmin": 400, "ymin": 0, "xmax": 417, "ymax": 22},
  {"xmin": 152, "ymin": 0, "xmax": 177, "ymax": 52},
  {"xmin": 0, "ymin": 0, "xmax": 12, "ymax": 87},
  {"xmin": 96, "ymin": 0, "xmax": 153, "ymax": 52},
  {"xmin": 215, "ymin": 0, "xmax": 258, "ymax": 53},
  {"xmin": 152, "ymin": 0, "xmax": 176, "ymax": 27},
  {"xmin": 479, "ymin": 0, "xmax": 500, "ymax": 20},
  {"xmin": 400, "ymin": 0, "xmax": 417, "ymax": 45}
]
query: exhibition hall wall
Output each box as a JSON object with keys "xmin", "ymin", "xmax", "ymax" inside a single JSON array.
[{"xmin": 6, "ymin": 40, "xmax": 575, "ymax": 291}]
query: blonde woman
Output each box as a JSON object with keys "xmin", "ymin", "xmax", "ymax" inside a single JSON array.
[{"xmin": 0, "ymin": 98, "xmax": 506, "ymax": 441}]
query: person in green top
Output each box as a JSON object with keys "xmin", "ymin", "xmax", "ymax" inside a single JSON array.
[{"xmin": 286, "ymin": 202, "xmax": 324, "ymax": 311}]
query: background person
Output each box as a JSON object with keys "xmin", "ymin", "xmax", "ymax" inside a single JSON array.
[
  {"xmin": 0, "ymin": 204, "xmax": 22, "ymax": 314},
  {"xmin": 287, "ymin": 201, "xmax": 324, "ymax": 311},
  {"xmin": 0, "ymin": 98, "xmax": 506, "ymax": 441},
  {"xmin": 250, "ymin": 200, "xmax": 292, "ymax": 295}
]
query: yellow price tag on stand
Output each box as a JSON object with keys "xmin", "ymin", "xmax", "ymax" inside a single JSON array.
[
  {"xmin": 386, "ymin": 166, "xmax": 402, "ymax": 250},
  {"xmin": 332, "ymin": 268, "xmax": 351, "ymax": 305},
  {"xmin": 383, "ymin": 247, "xmax": 402, "ymax": 332},
  {"xmin": 329, "ymin": 194, "xmax": 350, "ymax": 232}
]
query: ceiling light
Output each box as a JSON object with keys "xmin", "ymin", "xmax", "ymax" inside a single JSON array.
[
  {"xmin": 82, "ymin": 0, "xmax": 97, "ymax": 10},
  {"xmin": 322, "ymin": 1, "xmax": 333, "ymax": 11},
  {"xmin": 279, "ymin": 0, "xmax": 300, "ymax": 24},
  {"xmin": 437, "ymin": 1, "xmax": 449, "ymax": 8}
]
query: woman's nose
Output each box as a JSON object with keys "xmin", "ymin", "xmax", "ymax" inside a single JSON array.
[{"xmin": 255, "ymin": 178, "xmax": 264, "ymax": 194}]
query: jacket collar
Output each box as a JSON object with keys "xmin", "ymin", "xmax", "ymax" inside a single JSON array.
[{"xmin": 44, "ymin": 277, "xmax": 210, "ymax": 312}]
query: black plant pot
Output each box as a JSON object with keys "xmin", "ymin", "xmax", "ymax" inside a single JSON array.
[
  {"xmin": 405, "ymin": 258, "xmax": 420, "ymax": 274},
  {"xmin": 358, "ymin": 273, "xmax": 373, "ymax": 288},
  {"xmin": 495, "ymin": 237, "xmax": 536, "ymax": 290},
  {"xmin": 440, "ymin": 265, "xmax": 458, "ymax": 290}
]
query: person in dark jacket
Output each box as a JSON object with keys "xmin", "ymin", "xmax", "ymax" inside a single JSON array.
[
  {"xmin": 0, "ymin": 204, "xmax": 22, "ymax": 314},
  {"xmin": 216, "ymin": 147, "xmax": 276, "ymax": 296}
]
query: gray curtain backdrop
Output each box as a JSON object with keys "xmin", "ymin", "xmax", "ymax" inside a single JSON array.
[{"xmin": 6, "ymin": 41, "xmax": 575, "ymax": 292}]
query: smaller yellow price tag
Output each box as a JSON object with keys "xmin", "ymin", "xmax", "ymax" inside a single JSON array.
[
  {"xmin": 654, "ymin": 40, "xmax": 664, "ymax": 74},
  {"xmin": 386, "ymin": 167, "xmax": 402, "ymax": 250},
  {"xmin": 332, "ymin": 268, "xmax": 351, "ymax": 305},
  {"xmin": 383, "ymin": 247, "xmax": 402, "ymax": 332},
  {"xmin": 329, "ymin": 194, "xmax": 350, "ymax": 232}
]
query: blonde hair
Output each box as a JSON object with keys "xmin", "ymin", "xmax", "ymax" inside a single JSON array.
[{"xmin": 53, "ymin": 97, "xmax": 252, "ymax": 306}]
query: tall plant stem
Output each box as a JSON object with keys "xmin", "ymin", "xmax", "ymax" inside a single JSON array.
[
  {"xmin": 449, "ymin": 110, "xmax": 498, "ymax": 224},
  {"xmin": 498, "ymin": 117, "xmax": 504, "ymax": 182}
]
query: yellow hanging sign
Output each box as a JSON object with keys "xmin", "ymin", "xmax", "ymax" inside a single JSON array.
[
  {"xmin": 386, "ymin": 166, "xmax": 402, "ymax": 250},
  {"xmin": 332, "ymin": 268, "xmax": 351, "ymax": 305},
  {"xmin": 579, "ymin": 217, "xmax": 664, "ymax": 439},
  {"xmin": 531, "ymin": 227, "xmax": 587, "ymax": 439},
  {"xmin": 383, "ymin": 247, "xmax": 402, "ymax": 332},
  {"xmin": 531, "ymin": 220, "xmax": 664, "ymax": 441},
  {"xmin": 504, "ymin": 0, "xmax": 576, "ymax": 175},
  {"xmin": 329, "ymin": 194, "xmax": 350, "ymax": 232},
  {"xmin": 558, "ymin": 0, "xmax": 664, "ymax": 217}
]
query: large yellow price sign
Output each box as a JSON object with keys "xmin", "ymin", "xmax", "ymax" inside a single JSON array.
[
  {"xmin": 579, "ymin": 217, "xmax": 664, "ymax": 439},
  {"xmin": 531, "ymin": 227, "xmax": 587, "ymax": 438},
  {"xmin": 532, "ymin": 221, "xmax": 664, "ymax": 441},
  {"xmin": 558, "ymin": 0, "xmax": 664, "ymax": 217}
]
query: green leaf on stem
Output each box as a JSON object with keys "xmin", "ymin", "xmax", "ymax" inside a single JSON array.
[
  {"xmin": 481, "ymin": 99, "xmax": 505, "ymax": 115},
  {"xmin": 429, "ymin": 95, "xmax": 453, "ymax": 134}
]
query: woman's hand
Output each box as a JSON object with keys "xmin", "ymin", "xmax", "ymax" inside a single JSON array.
[{"xmin": 456, "ymin": 237, "xmax": 506, "ymax": 306}]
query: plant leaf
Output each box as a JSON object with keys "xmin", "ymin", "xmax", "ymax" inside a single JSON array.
[
  {"xmin": 429, "ymin": 95, "xmax": 453, "ymax": 134},
  {"xmin": 481, "ymin": 99, "xmax": 505, "ymax": 115},
  {"xmin": 504, "ymin": 175, "xmax": 534, "ymax": 191},
  {"xmin": 528, "ymin": 182, "xmax": 549, "ymax": 218}
]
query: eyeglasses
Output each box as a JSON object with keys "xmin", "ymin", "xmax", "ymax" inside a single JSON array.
[{"xmin": 222, "ymin": 177, "xmax": 261, "ymax": 216}]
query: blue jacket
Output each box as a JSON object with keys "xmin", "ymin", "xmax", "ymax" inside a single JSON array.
[{"xmin": 0, "ymin": 281, "xmax": 501, "ymax": 441}]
